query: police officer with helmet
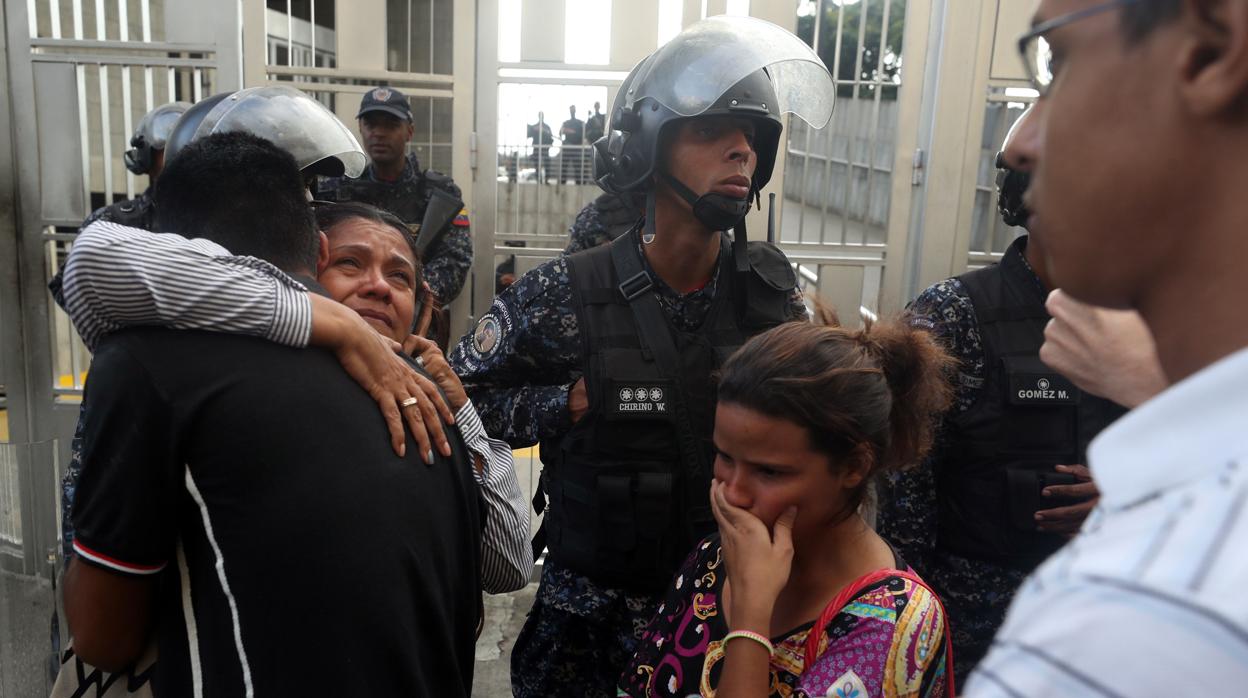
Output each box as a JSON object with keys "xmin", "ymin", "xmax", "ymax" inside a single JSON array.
[
  {"xmin": 448, "ymin": 16, "xmax": 835, "ymax": 697},
  {"xmin": 876, "ymin": 106, "xmax": 1129, "ymax": 685},
  {"xmin": 314, "ymin": 86, "xmax": 474, "ymax": 309},
  {"xmin": 77, "ymin": 101, "xmax": 191, "ymax": 232},
  {"xmin": 58, "ymin": 83, "xmax": 371, "ymax": 559}
]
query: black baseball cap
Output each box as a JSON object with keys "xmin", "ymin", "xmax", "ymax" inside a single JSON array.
[{"xmin": 357, "ymin": 86, "xmax": 412, "ymax": 122}]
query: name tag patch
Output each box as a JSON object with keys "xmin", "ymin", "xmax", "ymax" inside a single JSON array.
[
  {"xmin": 609, "ymin": 380, "xmax": 672, "ymax": 418},
  {"xmin": 1008, "ymin": 372, "xmax": 1079, "ymax": 405}
]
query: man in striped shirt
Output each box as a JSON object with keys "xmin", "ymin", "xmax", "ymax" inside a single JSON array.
[{"xmin": 965, "ymin": 0, "xmax": 1248, "ymax": 694}]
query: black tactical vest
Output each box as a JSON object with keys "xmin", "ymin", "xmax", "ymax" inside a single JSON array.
[
  {"xmin": 89, "ymin": 191, "xmax": 156, "ymax": 231},
  {"xmin": 540, "ymin": 230, "xmax": 797, "ymax": 591},
  {"xmin": 936, "ymin": 236, "xmax": 1127, "ymax": 571}
]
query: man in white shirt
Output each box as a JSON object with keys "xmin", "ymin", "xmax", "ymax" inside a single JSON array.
[{"xmin": 965, "ymin": 0, "xmax": 1248, "ymax": 694}]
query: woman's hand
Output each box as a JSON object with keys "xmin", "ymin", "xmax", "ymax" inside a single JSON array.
[
  {"xmin": 309, "ymin": 294, "xmax": 453, "ymax": 462},
  {"xmin": 710, "ymin": 479, "xmax": 797, "ymax": 633},
  {"xmin": 403, "ymin": 334, "xmax": 468, "ymax": 412}
]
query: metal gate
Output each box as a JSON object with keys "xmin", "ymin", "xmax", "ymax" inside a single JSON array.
[
  {"xmin": 0, "ymin": 1, "xmax": 239, "ymax": 688},
  {"xmin": 242, "ymin": 0, "xmax": 478, "ymax": 341}
]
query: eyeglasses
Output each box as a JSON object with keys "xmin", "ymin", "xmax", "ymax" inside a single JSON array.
[{"xmin": 1017, "ymin": 0, "xmax": 1141, "ymax": 96}]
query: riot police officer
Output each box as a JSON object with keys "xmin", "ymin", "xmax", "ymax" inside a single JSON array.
[
  {"xmin": 78, "ymin": 101, "xmax": 190, "ymax": 232},
  {"xmin": 448, "ymin": 16, "xmax": 835, "ymax": 697},
  {"xmin": 875, "ymin": 106, "xmax": 1129, "ymax": 685},
  {"xmin": 58, "ymin": 83, "xmax": 369, "ymax": 561},
  {"xmin": 314, "ymin": 86, "xmax": 473, "ymax": 305}
]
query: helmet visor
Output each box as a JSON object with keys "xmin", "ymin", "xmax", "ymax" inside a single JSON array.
[
  {"xmin": 193, "ymin": 86, "xmax": 367, "ymax": 177},
  {"xmin": 625, "ymin": 16, "xmax": 834, "ymax": 128}
]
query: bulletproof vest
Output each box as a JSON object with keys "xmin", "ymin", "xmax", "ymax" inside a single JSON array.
[
  {"xmin": 936, "ymin": 236, "xmax": 1127, "ymax": 571},
  {"xmin": 540, "ymin": 230, "xmax": 797, "ymax": 592},
  {"xmin": 93, "ymin": 191, "xmax": 156, "ymax": 231},
  {"xmin": 318, "ymin": 157, "xmax": 462, "ymax": 245},
  {"xmin": 323, "ymin": 172, "xmax": 427, "ymax": 224}
]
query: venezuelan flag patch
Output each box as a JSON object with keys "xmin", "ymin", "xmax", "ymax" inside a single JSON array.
[{"xmin": 453, "ymin": 208, "xmax": 470, "ymax": 227}]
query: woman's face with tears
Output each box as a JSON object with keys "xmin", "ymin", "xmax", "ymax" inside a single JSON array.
[{"xmin": 318, "ymin": 216, "xmax": 419, "ymax": 342}]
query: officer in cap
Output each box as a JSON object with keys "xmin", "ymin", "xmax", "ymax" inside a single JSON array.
[
  {"xmin": 77, "ymin": 101, "xmax": 191, "ymax": 232},
  {"xmin": 314, "ymin": 86, "xmax": 473, "ymax": 307},
  {"xmin": 448, "ymin": 16, "xmax": 834, "ymax": 697},
  {"xmin": 875, "ymin": 106, "xmax": 1129, "ymax": 686}
]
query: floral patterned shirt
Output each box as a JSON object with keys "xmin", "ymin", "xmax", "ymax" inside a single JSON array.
[{"xmin": 619, "ymin": 535, "xmax": 952, "ymax": 698}]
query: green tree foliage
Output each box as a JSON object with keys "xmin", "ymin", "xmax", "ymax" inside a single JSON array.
[{"xmin": 796, "ymin": 0, "xmax": 907, "ymax": 99}]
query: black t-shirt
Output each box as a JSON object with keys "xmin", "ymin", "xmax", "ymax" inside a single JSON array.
[{"xmin": 72, "ymin": 328, "xmax": 482, "ymax": 696}]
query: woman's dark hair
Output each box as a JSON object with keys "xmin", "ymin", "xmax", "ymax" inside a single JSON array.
[
  {"xmin": 314, "ymin": 201, "xmax": 422, "ymax": 270},
  {"xmin": 717, "ymin": 312, "xmax": 955, "ymax": 515}
]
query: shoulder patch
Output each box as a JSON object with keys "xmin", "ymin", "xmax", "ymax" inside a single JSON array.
[
  {"xmin": 452, "ymin": 207, "xmax": 470, "ymax": 227},
  {"xmin": 469, "ymin": 298, "xmax": 514, "ymax": 360}
]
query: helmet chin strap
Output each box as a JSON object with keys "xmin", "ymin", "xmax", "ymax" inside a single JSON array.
[{"xmin": 658, "ymin": 170, "xmax": 752, "ymax": 233}]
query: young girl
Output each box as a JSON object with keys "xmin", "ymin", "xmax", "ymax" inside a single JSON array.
[{"xmin": 619, "ymin": 318, "xmax": 955, "ymax": 697}]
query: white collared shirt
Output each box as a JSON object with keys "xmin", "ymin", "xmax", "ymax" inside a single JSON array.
[{"xmin": 965, "ymin": 347, "xmax": 1248, "ymax": 697}]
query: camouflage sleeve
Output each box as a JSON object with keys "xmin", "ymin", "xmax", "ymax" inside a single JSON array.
[
  {"xmin": 562, "ymin": 202, "xmax": 605, "ymax": 256},
  {"xmin": 877, "ymin": 278, "xmax": 984, "ymax": 574},
  {"xmin": 875, "ymin": 448, "xmax": 939, "ymax": 575},
  {"xmin": 448, "ymin": 257, "xmax": 583, "ymax": 448},
  {"xmin": 786, "ymin": 286, "xmax": 809, "ymax": 322},
  {"xmin": 906, "ymin": 278, "xmax": 984, "ymax": 413},
  {"xmin": 423, "ymin": 221, "xmax": 473, "ymax": 303}
]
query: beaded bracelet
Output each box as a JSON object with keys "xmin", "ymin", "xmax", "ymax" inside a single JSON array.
[{"xmin": 723, "ymin": 629, "xmax": 774, "ymax": 655}]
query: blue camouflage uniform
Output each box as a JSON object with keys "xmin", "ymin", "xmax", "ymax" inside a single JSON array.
[
  {"xmin": 875, "ymin": 251, "xmax": 1044, "ymax": 687},
  {"xmin": 449, "ymin": 237, "xmax": 805, "ymax": 697},
  {"xmin": 315, "ymin": 153, "xmax": 473, "ymax": 303},
  {"xmin": 562, "ymin": 193, "xmax": 640, "ymax": 256}
]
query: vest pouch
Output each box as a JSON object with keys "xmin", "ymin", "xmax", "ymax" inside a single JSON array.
[
  {"xmin": 548, "ymin": 459, "xmax": 681, "ymax": 590},
  {"xmin": 1000, "ymin": 355, "xmax": 1078, "ymax": 456},
  {"xmin": 740, "ymin": 242, "xmax": 798, "ymax": 331},
  {"xmin": 1005, "ymin": 466, "xmax": 1081, "ymax": 531}
]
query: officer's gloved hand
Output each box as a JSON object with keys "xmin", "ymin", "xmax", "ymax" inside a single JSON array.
[{"xmin": 1040, "ymin": 289, "xmax": 1168, "ymax": 408}]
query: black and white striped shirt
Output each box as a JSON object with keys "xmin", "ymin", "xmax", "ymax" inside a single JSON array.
[
  {"xmin": 966, "ymin": 347, "xmax": 1248, "ymax": 697},
  {"xmin": 61, "ymin": 221, "xmax": 533, "ymax": 593}
]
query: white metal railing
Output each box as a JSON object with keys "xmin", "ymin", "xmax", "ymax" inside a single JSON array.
[{"xmin": 783, "ymin": 0, "xmax": 904, "ymax": 249}]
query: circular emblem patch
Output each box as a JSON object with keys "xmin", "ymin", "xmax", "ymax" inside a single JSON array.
[
  {"xmin": 1038, "ymin": 378, "xmax": 1051, "ymax": 391},
  {"xmin": 620, "ymin": 388, "xmax": 634, "ymax": 402},
  {"xmin": 649, "ymin": 388, "xmax": 663, "ymax": 402},
  {"xmin": 473, "ymin": 314, "xmax": 501, "ymax": 357},
  {"xmin": 635, "ymin": 386, "xmax": 648, "ymax": 400}
]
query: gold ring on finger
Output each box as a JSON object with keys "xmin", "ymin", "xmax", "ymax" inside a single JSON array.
[{"xmin": 400, "ymin": 397, "xmax": 420, "ymax": 409}]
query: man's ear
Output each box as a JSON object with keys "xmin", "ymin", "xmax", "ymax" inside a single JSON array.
[
  {"xmin": 1177, "ymin": 0, "xmax": 1248, "ymax": 116},
  {"xmin": 404, "ymin": 122, "xmax": 415, "ymax": 143},
  {"xmin": 316, "ymin": 231, "xmax": 330, "ymax": 275}
]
